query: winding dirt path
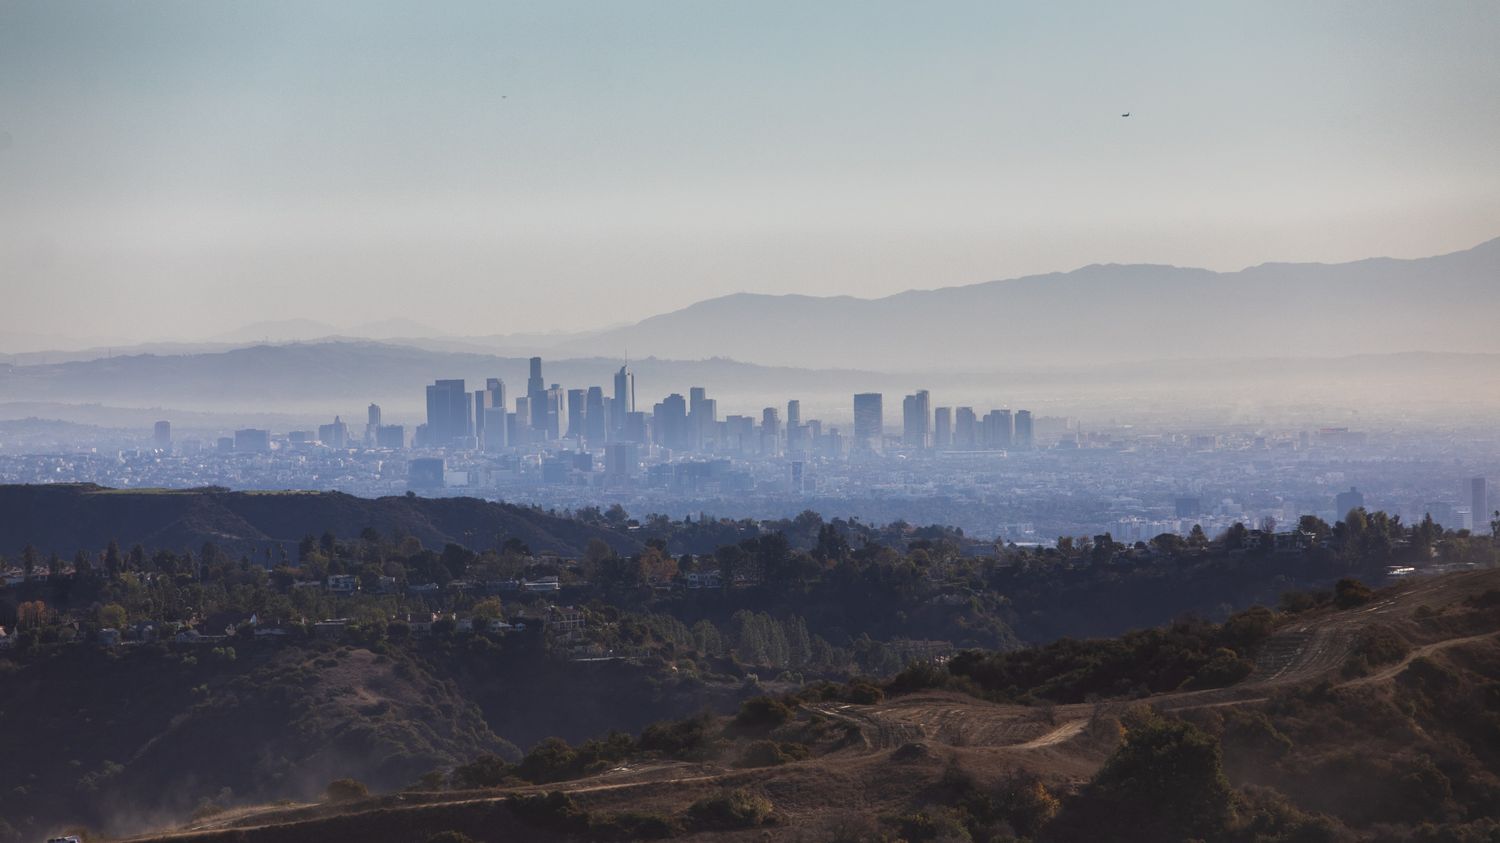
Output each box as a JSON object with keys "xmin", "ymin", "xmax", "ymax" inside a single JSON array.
[{"xmin": 1341, "ymin": 631, "xmax": 1499, "ymax": 688}]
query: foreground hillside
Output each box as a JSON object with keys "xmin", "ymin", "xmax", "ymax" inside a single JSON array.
[
  {"xmin": 3, "ymin": 497, "xmax": 1493, "ymax": 841},
  {"xmin": 0, "ymin": 639, "xmax": 749, "ymax": 841},
  {"xmin": 111, "ymin": 568, "xmax": 1500, "ymax": 843}
]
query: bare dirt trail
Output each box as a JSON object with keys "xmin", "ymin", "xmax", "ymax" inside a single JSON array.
[
  {"xmin": 1016, "ymin": 719, "xmax": 1088, "ymax": 749},
  {"xmin": 1341, "ymin": 630, "xmax": 1499, "ymax": 688},
  {"xmin": 124, "ymin": 764, "xmax": 731, "ymax": 842}
]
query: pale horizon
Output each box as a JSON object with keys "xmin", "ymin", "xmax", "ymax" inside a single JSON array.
[{"xmin": 3, "ymin": 1, "xmax": 1499, "ymax": 343}]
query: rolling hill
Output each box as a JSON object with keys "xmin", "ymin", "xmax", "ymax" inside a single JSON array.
[
  {"xmin": 0, "ymin": 484, "xmax": 641, "ymax": 559},
  {"xmin": 112, "ymin": 567, "xmax": 1500, "ymax": 843}
]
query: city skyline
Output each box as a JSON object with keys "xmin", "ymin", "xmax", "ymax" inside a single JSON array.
[{"xmin": 6, "ymin": 348, "xmax": 1484, "ymax": 545}]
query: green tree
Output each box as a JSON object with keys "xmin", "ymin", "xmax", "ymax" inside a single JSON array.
[
  {"xmin": 1222, "ymin": 522, "xmax": 1249, "ymax": 550},
  {"xmin": 516, "ymin": 737, "xmax": 579, "ymax": 783},
  {"xmin": 98, "ymin": 603, "xmax": 128, "ymax": 629},
  {"xmin": 471, "ymin": 597, "xmax": 504, "ymax": 620},
  {"xmin": 733, "ymin": 695, "xmax": 793, "ymax": 732},
  {"xmin": 1079, "ymin": 711, "xmax": 1234, "ymax": 841},
  {"xmin": 715, "ymin": 544, "xmax": 744, "ymax": 592},
  {"xmin": 1188, "ymin": 524, "xmax": 1209, "ymax": 548}
]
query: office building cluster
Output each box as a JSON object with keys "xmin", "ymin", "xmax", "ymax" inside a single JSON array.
[
  {"xmin": 409, "ymin": 359, "xmax": 642, "ymax": 453},
  {"xmin": 891, "ymin": 390, "xmax": 1035, "ymax": 452},
  {"xmin": 398, "ymin": 359, "xmax": 1037, "ymax": 467}
]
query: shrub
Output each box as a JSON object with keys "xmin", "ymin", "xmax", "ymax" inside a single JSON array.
[
  {"xmin": 1334, "ymin": 578, "xmax": 1374, "ymax": 609},
  {"xmin": 734, "ymin": 695, "xmax": 793, "ymax": 732},
  {"xmin": 1235, "ymin": 785, "xmax": 1350, "ymax": 843},
  {"xmin": 1398, "ymin": 656, "xmax": 1460, "ymax": 696},
  {"xmin": 638, "ymin": 712, "xmax": 717, "ymax": 760},
  {"xmin": 1221, "ymin": 605, "xmax": 1277, "ymax": 650},
  {"xmin": 887, "ymin": 661, "xmax": 950, "ymax": 696},
  {"xmin": 1341, "ymin": 625, "xmax": 1409, "ymax": 678},
  {"xmin": 1279, "ymin": 590, "xmax": 1319, "ymax": 614},
  {"xmin": 1220, "ymin": 710, "xmax": 1293, "ymax": 764},
  {"xmin": 994, "ymin": 770, "xmax": 1061, "ymax": 837},
  {"xmin": 738, "ymin": 739, "xmax": 788, "ymax": 768},
  {"xmin": 1056, "ymin": 711, "xmax": 1233, "ymax": 841},
  {"xmin": 1187, "ymin": 647, "xmax": 1255, "ymax": 689},
  {"xmin": 736, "ymin": 739, "xmax": 808, "ymax": 768},
  {"xmin": 842, "ymin": 681, "xmax": 885, "ymax": 704},
  {"xmin": 507, "ymin": 791, "xmax": 589, "ymax": 832},
  {"xmin": 516, "ymin": 737, "xmax": 579, "ymax": 783},
  {"xmin": 324, "ymin": 778, "xmax": 369, "ymax": 803},
  {"xmin": 687, "ymin": 787, "xmax": 774, "ymax": 830},
  {"xmin": 591, "ymin": 811, "xmax": 680, "ymax": 840},
  {"xmin": 450, "ymin": 753, "xmax": 511, "ymax": 789},
  {"xmin": 890, "ymin": 808, "xmax": 973, "ymax": 842}
]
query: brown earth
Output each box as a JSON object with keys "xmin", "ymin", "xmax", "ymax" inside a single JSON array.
[{"xmin": 115, "ymin": 567, "xmax": 1500, "ymax": 843}]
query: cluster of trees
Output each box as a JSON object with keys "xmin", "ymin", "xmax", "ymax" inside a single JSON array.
[{"xmin": 4, "ymin": 505, "xmax": 1494, "ymax": 684}]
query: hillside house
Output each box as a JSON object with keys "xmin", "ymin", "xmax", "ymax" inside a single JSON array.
[
  {"xmin": 522, "ymin": 576, "xmax": 561, "ymax": 593},
  {"xmin": 326, "ymin": 574, "xmax": 358, "ymax": 593},
  {"xmin": 684, "ymin": 569, "xmax": 722, "ymax": 589},
  {"xmin": 543, "ymin": 606, "xmax": 586, "ymax": 643},
  {"xmin": 312, "ymin": 619, "xmax": 349, "ymax": 638}
]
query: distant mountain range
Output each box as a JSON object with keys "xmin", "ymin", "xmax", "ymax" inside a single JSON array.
[
  {"xmin": 6, "ymin": 237, "xmax": 1495, "ymax": 371},
  {"xmin": 1, "ymin": 239, "xmax": 1497, "ymax": 423},
  {"xmin": 0, "ymin": 341, "xmax": 899, "ymax": 419},
  {"xmin": 545, "ymin": 237, "xmax": 1500, "ymax": 370}
]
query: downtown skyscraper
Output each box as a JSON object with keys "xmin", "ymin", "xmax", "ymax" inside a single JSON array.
[
  {"xmin": 612, "ymin": 365, "xmax": 635, "ymax": 438},
  {"xmin": 902, "ymin": 389, "xmax": 931, "ymax": 448},
  {"xmin": 853, "ymin": 393, "xmax": 883, "ymax": 453},
  {"xmin": 424, "ymin": 379, "xmax": 472, "ymax": 447}
]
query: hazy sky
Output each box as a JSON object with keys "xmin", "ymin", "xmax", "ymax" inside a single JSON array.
[{"xmin": 2, "ymin": 1, "xmax": 1498, "ymax": 344}]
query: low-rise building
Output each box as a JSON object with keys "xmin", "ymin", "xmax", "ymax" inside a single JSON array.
[{"xmin": 326, "ymin": 574, "xmax": 359, "ymax": 593}]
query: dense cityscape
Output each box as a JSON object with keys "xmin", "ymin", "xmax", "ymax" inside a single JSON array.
[{"xmin": 2, "ymin": 354, "xmax": 1493, "ymax": 544}]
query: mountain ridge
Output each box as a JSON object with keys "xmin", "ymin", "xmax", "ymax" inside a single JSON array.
[
  {"xmin": 8, "ymin": 236, "xmax": 1496, "ymax": 366},
  {"xmin": 548, "ymin": 235, "xmax": 1500, "ymax": 368}
]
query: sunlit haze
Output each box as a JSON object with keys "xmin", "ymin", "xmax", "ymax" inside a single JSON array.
[{"xmin": 3, "ymin": 1, "xmax": 1498, "ymax": 343}]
